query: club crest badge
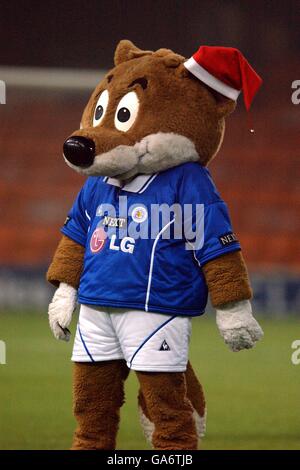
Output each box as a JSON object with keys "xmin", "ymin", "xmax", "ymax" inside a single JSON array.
[{"xmin": 131, "ymin": 206, "xmax": 148, "ymax": 223}]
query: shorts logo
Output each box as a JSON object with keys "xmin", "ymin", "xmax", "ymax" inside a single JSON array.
[
  {"xmin": 132, "ymin": 206, "xmax": 148, "ymax": 223},
  {"xmin": 159, "ymin": 340, "xmax": 171, "ymax": 351},
  {"xmin": 90, "ymin": 227, "xmax": 107, "ymax": 253}
]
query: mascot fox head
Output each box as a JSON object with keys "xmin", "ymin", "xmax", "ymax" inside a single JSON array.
[{"xmin": 63, "ymin": 40, "xmax": 261, "ymax": 180}]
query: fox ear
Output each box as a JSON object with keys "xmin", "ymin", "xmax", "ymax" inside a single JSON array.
[
  {"xmin": 156, "ymin": 50, "xmax": 184, "ymax": 68},
  {"xmin": 114, "ymin": 40, "xmax": 152, "ymax": 66}
]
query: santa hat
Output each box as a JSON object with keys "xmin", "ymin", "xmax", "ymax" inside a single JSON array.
[{"xmin": 184, "ymin": 46, "xmax": 262, "ymax": 110}]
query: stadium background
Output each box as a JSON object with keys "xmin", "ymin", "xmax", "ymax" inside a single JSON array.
[{"xmin": 0, "ymin": 0, "xmax": 299, "ymax": 449}]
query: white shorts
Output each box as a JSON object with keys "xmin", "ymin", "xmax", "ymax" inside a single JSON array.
[{"xmin": 72, "ymin": 304, "xmax": 192, "ymax": 372}]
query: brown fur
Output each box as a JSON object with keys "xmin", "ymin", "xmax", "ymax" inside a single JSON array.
[
  {"xmin": 202, "ymin": 251, "xmax": 252, "ymax": 308},
  {"xmin": 72, "ymin": 360, "xmax": 129, "ymax": 450},
  {"xmin": 114, "ymin": 39, "xmax": 153, "ymax": 65},
  {"xmin": 139, "ymin": 361, "xmax": 206, "ymax": 421},
  {"xmin": 47, "ymin": 235, "xmax": 84, "ymax": 288},
  {"xmin": 72, "ymin": 359, "xmax": 203, "ymax": 450},
  {"xmin": 138, "ymin": 361, "xmax": 206, "ymax": 447},
  {"xmin": 185, "ymin": 361, "xmax": 206, "ymax": 418},
  {"xmin": 136, "ymin": 370, "xmax": 198, "ymax": 450},
  {"xmin": 73, "ymin": 40, "xmax": 235, "ymax": 167}
]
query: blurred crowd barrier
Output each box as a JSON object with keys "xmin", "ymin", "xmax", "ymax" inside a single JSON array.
[{"xmin": 0, "ymin": 65, "xmax": 299, "ymax": 313}]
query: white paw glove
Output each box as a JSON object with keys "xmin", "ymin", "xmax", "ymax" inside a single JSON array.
[
  {"xmin": 48, "ymin": 282, "xmax": 77, "ymax": 341},
  {"xmin": 216, "ymin": 300, "xmax": 263, "ymax": 352}
]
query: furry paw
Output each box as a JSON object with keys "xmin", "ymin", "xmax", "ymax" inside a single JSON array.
[
  {"xmin": 216, "ymin": 300, "xmax": 263, "ymax": 352},
  {"xmin": 48, "ymin": 283, "xmax": 77, "ymax": 341}
]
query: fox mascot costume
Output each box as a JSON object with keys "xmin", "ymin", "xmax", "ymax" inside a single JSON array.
[{"xmin": 47, "ymin": 40, "xmax": 263, "ymax": 450}]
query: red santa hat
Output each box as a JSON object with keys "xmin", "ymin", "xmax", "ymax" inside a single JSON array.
[{"xmin": 184, "ymin": 46, "xmax": 262, "ymax": 110}]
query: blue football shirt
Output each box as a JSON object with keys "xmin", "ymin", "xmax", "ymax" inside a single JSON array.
[{"xmin": 61, "ymin": 162, "xmax": 240, "ymax": 316}]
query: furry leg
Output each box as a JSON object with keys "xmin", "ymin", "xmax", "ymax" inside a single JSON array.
[
  {"xmin": 185, "ymin": 362, "xmax": 207, "ymax": 438},
  {"xmin": 138, "ymin": 361, "xmax": 206, "ymax": 446},
  {"xmin": 72, "ymin": 360, "xmax": 129, "ymax": 450},
  {"xmin": 136, "ymin": 369, "xmax": 198, "ymax": 450}
]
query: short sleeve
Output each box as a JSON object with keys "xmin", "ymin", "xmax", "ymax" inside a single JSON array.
[
  {"xmin": 178, "ymin": 163, "xmax": 241, "ymax": 266},
  {"xmin": 61, "ymin": 180, "xmax": 94, "ymax": 247},
  {"xmin": 194, "ymin": 201, "xmax": 240, "ymax": 265}
]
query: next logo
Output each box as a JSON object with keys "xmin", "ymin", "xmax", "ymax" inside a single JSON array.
[{"xmin": 219, "ymin": 232, "xmax": 238, "ymax": 247}]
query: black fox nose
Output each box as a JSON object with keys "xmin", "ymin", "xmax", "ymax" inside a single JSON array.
[{"xmin": 63, "ymin": 136, "xmax": 95, "ymax": 167}]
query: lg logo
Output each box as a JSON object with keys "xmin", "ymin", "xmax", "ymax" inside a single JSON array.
[
  {"xmin": 90, "ymin": 227, "xmax": 106, "ymax": 253},
  {"xmin": 90, "ymin": 227, "xmax": 135, "ymax": 254},
  {"xmin": 110, "ymin": 234, "xmax": 135, "ymax": 254}
]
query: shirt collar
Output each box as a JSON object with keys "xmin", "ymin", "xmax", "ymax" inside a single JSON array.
[{"xmin": 103, "ymin": 174, "xmax": 157, "ymax": 194}]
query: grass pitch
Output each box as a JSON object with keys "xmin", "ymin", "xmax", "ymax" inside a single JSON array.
[{"xmin": 0, "ymin": 311, "xmax": 299, "ymax": 450}]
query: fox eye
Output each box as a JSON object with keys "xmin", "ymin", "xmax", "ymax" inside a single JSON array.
[
  {"xmin": 114, "ymin": 91, "xmax": 139, "ymax": 132},
  {"xmin": 93, "ymin": 90, "xmax": 109, "ymax": 127}
]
